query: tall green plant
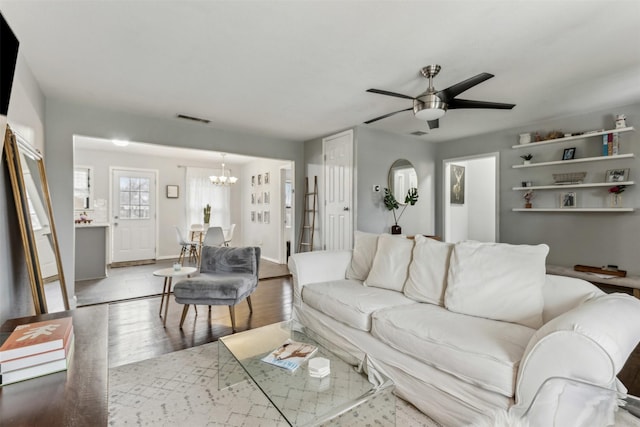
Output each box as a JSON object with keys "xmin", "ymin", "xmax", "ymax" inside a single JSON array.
[{"xmin": 383, "ymin": 187, "xmax": 418, "ymax": 226}]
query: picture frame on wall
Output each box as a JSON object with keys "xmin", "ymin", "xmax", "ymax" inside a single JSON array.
[
  {"xmin": 605, "ymin": 168, "xmax": 629, "ymax": 183},
  {"xmin": 562, "ymin": 147, "xmax": 576, "ymax": 160},
  {"xmin": 560, "ymin": 191, "xmax": 577, "ymax": 208},
  {"xmin": 264, "ymin": 172, "xmax": 270, "ymax": 185},
  {"xmin": 166, "ymin": 185, "xmax": 179, "ymax": 198},
  {"xmin": 450, "ymin": 164, "xmax": 465, "ymax": 205}
]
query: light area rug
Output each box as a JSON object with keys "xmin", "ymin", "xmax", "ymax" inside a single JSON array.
[{"xmin": 108, "ymin": 342, "xmax": 440, "ymax": 426}]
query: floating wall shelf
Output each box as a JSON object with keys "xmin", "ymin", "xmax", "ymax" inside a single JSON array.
[{"xmin": 512, "ymin": 127, "xmax": 635, "ymax": 149}]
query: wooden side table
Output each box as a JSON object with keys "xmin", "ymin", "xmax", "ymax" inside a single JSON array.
[
  {"xmin": 547, "ymin": 265, "xmax": 640, "ymax": 298},
  {"xmin": 153, "ymin": 266, "xmax": 198, "ymax": 326},
  {"xmin": 0, "ymin": 306, "xmax": 109, "ymax": 426}
]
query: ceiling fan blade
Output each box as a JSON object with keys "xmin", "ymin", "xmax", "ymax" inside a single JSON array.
[
  {"xmin": 364, "ymin": 108, "xmax": 413, "ymax": 124},
  {"xmin": 439, "ymin": 72, "xmax": 494, "ymax": 101},
  {"xmin": 427, "ymin": 119, "xmax": 439, "ymax": 129},
  {"xmin": 448, "ymin": 98, "xmax": 515, "ymax": 110},
  {"xmin": 366, "ymin": 88, "xmax": 415, "ymax": 100}
]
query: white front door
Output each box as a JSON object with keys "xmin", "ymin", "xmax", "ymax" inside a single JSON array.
[
  {"xmin": 111, "ymin": 168, "xmax": 157, "ymax": 263},
  {"xmin": 323, "ymin": 130, "xmax": 353, "ymax": 251}
]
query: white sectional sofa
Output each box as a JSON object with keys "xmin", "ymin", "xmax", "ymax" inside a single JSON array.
[{"xmin": 288, "ymin": 233, "xmax": 640, "ymax": 426}]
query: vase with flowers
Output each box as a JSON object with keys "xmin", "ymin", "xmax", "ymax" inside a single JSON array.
[
  {"xmin": 608, "ymin": 185, "xmax": 625, "ymax": 208},
  {"xmin": 523, "ymin": 190, "xmax": 535, "ymax": 208}
]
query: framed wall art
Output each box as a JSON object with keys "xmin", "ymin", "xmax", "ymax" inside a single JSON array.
[{"xmin": 166, "ymin": 185, "xmax": 179, "ymax": 198}]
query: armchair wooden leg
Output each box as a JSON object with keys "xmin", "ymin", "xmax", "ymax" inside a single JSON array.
[
  {"xmin": 228, "ymin": 305, "xmax": 236, "ymax": 332},
  {"xmin": 246, "ymin": 296, "xmax": 253, "ymax": 313},
  {"xmin": 179, "ymin": 305, "xmax": 190, "ymax": 328}
]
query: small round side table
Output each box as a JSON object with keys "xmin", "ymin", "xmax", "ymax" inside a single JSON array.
[{"xmin": 153, "ymin": 266, "xmax": 197, "ymax": 326}]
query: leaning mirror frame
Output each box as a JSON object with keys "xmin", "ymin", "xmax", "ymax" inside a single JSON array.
[
  {"xmin": 4, "ymin": 125, "xmax": 70, "ymax": 314},
  {"xmin": 388, "ymin": 159, "xmax": 418, "ymax": 205}
]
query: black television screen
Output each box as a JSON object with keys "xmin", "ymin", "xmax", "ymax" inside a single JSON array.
[{"xmin": 1, "ymin": 12, "xmax": 19, "ymax": 116}]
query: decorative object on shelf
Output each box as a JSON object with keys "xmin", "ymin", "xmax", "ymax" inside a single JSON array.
[
  {"xmin": 203, "ymin": 204, "xmax": 211, "ymax": 224},
  {"xmin": 450, "ymin": 164, "xmax": 465, "ymax": 204},
  {"xmin": 608, "ymin": 185, "xmax": 626, "ymax": 208},
  {"xmin": 560, "ymin": 192, "xmax": 577, "ymax": 208},
  {"xmin": 519, "ymin": 133, "xmax": 531, "ymax": 144},
  {"xmin": 209, "ymin": 154, "xmax": 238, "ymax": 185},
  {"xmin": 166, "ymin": 185, "xmax": 179, "ymax": 199},
  {"xmin": 383, "ymin": 187, "xmax": 418, "ymax": 234},
  {"xmin": 520, "ymin": 153, "xmax": 533, "ymax": 165},
  {"xmin": 523, "ymin": 190, "xmax": 535, "ymax": 208},
  {"xmin": 546, "ymin": 130, "xmax": 564, "ymax": 140},
  {"xmin": 75, "ymin": 211, "xmax": 93, "ymax": 224},
  {"xmin": 615, "ymin": 114, "xmax": 627, "ymax": 129},
  {"xmin": 562, "ymin": 147, "xmax": 576, "ymax": 160},
  {"xmin": 605, "ymin": 168, "xmax": 629, "ymax": 183},
  {"xmin": 553, "ymin": 172, "xmax": 587, "ymax": 185},
  {"xmin": 521, "ymin": 181, "xmax": 533, "ymax": 187}
]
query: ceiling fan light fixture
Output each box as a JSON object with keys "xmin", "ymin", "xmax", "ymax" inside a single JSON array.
[{"xmin": 414, "ymin": 94, "xmax": 447, "ymax": 121}]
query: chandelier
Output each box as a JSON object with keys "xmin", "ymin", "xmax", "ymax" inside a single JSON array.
[{"xmin": 209, "ymin": 154, "xmax": 238, "ymax": 185}]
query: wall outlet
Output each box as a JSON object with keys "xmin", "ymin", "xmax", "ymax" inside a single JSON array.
[{"xmin": 373, "ymin": 185, "xmax": 381, "ymax": 192}]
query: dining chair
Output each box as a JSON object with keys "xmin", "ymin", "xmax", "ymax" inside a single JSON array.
[
  {"xmin": 175, "ymin": 226, "xmax": 200, "ymax": 264},
  {"xmin": 203, "ymin": 226, "xmax": 226, "ymax": 247},
  {"xmin": 224, "ymin": 224, "xmax": 236, "ymax": 246}
]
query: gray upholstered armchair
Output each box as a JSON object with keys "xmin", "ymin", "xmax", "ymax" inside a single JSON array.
[{"xmin": 173, "ymin": 246, "xmax": 260, "ymax": 332}]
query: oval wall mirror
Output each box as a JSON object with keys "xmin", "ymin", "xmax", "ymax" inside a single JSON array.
[
  {"xmin": 388, "ymin": 159, "xmax": 417, "ymax": 204},
  {"xmin": 4, "ymin": 126, "xmax": 70, "ymax": 314}
]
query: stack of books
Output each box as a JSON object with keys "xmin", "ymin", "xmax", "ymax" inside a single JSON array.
[
  {"xmin": 0, "ymin": 317, "xmax": 74, "ymax": 386},
  {"xmin": 602, "ymin": 133, "xmax": 620, "ymax": 156}
]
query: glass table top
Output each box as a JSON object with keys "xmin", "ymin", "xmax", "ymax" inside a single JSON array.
[{"xmin": 218, "ymin": 320, "xmax": 395, "ymax": 426}]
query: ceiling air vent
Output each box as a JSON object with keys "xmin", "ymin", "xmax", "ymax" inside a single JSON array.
[
  {"xmin": 176, "ymin": 114, "xmax": 211, "ymax": 124},
  {"xmin": 410, "ymin": 131, "xmax": 428, "ymax": 136}
]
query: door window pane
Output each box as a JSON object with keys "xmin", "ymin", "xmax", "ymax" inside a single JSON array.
[{"xmin": 118, "ymin": 176, "xmax": 151, "ymax": 220}]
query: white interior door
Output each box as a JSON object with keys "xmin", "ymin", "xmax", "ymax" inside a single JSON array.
[
  {"xmin": 323, "ymin": 130, "xmax": 353, "ymax": 251},
  {"xmin": 111, "ymin": 168, "xmax": 157, "ymax": 263}
]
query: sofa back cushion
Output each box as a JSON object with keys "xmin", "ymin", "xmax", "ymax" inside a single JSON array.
[
  {"xmin": 404, "ymin": 234, "xmax": 453, "ymax": 306},
  {"xmin": 346, "ymin": 231, "xmax": 379, "ymax": 281},
  {"xmin": 444, "ymin": 241, "xmax": 549, "ymax": 329},
  {"xmin": 364, "ymin": 234, "xmax": 414, "ymax": 292}
]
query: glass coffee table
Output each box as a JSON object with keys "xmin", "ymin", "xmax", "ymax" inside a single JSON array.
[{"xmin": 218, "ymin": 320, "xmax": 395, "ymax": 426}]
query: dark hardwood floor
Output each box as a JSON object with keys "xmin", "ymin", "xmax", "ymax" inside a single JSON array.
[
  {"xmin": 106, "ymin": 275, "xmax": 640, "ymax": 396},
  {"xmin": 108, "ymin": 276, "xmax": 292, "ymax": 368}
]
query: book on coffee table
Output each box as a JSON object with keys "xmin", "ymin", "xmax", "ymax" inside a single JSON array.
[{"xmin": 261, "ymin": 339, "xmax": 317, "ymax": 371}]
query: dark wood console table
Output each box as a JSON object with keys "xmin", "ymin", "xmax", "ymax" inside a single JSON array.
[
  {"xmin": 547, "ymin": 265, "xmax": 640, "ymax": 299},
  {"xmin": 0, "ymin": 305, "xmax": 108, "ymax": 426}
]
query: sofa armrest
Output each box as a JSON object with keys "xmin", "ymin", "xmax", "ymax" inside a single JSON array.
[
  {"xmin": 514, "ymin": 293, "xmax": 640, "ymax": 411},
  {"xmin": 288, "ymin": 250, "xmax": 352, "ymax": 304}
]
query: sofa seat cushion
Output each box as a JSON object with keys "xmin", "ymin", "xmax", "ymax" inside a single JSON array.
[
  {"xmin": 371, "ymin": 303, "xmax": 536, "ymax": 397},
  {"xmin": 302, "ymin": 279, "xmax": 416, "ymax": 331}
]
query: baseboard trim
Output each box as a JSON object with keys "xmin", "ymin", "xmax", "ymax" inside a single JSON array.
[{"xmin": 110, "ymin": 259, "xmax": 156, "ymax": 268}]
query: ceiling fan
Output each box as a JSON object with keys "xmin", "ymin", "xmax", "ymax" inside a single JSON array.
[{"xmin": 365, "ymin": 65, "xmax": 515, "ymax": 129}]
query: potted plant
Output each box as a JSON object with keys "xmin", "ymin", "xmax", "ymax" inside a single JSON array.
[
  {"xmin": 520, "ymin": 153, "xmax": 533, "ymax": 165},
  {"xmin": 523, "ymin": 190, "xmax": 535, "ymax": 208},
  {"xmin": 203, "ymin": 204, "xmax": 211, "ymax": 224},
  {"xmin": 383, "ymin": 187, "xmax": 418, "ymax": 234}
]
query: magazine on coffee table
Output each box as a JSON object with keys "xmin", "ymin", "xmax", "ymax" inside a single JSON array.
[{"xmin": 261, "ymin": 339, "xmax": 318, "ymax": 371}]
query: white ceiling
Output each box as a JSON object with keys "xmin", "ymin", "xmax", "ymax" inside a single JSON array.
[{"xmin": 2, "ymin": 1, "xmax": 640, "ymax": 144}]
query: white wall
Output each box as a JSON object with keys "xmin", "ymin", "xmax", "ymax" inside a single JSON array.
[
  {"xmin": 435, "ymin": 102, "xmax": 640, "ymax": 274},
  {"xmin": 241, "ymin": 157, "xmax": 292, "ymax": 262}
]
